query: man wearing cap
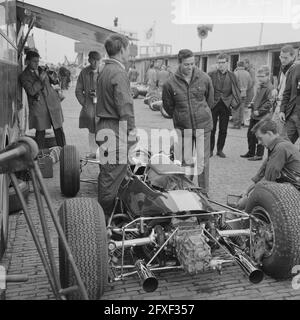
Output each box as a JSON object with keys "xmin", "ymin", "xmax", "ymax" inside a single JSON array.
[
  {"xmin": 76, "ymin": 51, "xmax": 102, "ymax": 158},
  {"xmin": 20, "ymin": 51, "xmax": 66, "ymax": 150}
]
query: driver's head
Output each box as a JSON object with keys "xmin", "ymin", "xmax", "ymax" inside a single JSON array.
[
  {"xmin": 252, "ymin": 120, "xmax": 279, "ymax": 148},
  {"xmin": 178, "ymin": 49, "xmax": 195, "ymax": 77}
]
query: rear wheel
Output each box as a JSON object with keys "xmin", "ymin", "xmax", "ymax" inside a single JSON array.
[
  {"xmin": 60, "ymin": 145, "xmax": 80, "ymax": 197},
  {"xmin": 246, "ymin": 181, "xmax": 300, "ymax": 279},
  {"xmin": 58, "ymin": 198, "xmax": 108, "ymax": 299}
]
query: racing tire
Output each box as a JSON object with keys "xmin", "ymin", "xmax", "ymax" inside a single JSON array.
[
  {"xmin": 160, "ymin": 104, "xmax": 172, "ymax": 119},
  {"xmin": 58, "ymin": 198, "xmax": 108, "ymax": 300},
  {"xmin": 60, "ymin": 145, "xmax": 80, "ymax": 197},
  {"xmin": 131, "ymin": 87, "xmax": 139, "ymax": 99},
  {"xmin": 246, "ymin": 181, "xmax": 300, "ymax": 279}
]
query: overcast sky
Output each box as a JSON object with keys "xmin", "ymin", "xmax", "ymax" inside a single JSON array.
[{"xmin": 25, "ymin": 0, "xmax": 300, "ymax": 64}]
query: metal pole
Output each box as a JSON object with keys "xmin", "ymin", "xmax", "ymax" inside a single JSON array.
[
  {"xmin": 33, "ymin": 162, "xmax": 89, "ymax": 300},
  {"xmin": 200, "ymin": 39, "xmax": 203, "ymax": 52},
  {"xmin": 9, "ymin": 173, "xmax": 60, "ymax": 299},
  {"xmin": 258, "ymin": 23, "xmax": 264, "ymax": 45}
]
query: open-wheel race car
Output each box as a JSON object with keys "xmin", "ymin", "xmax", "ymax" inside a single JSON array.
[{"xmin": 58, "ymin": 146, "xmax": 300, "ymax": 300}]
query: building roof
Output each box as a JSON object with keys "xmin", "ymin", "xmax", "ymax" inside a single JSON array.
[{"xmin": 133, "ymin": 41, "xmax": 300, "ymax": 62}]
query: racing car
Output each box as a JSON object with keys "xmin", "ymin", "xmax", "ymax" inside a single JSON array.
[{"xmin": 58, "ymin": 146, "xmax": 300, "ymax": 300}]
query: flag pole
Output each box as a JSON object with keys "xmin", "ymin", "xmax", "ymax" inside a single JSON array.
[{"xmin": 258, "ymin": 23, "xmax": 264, "ymax": 45}]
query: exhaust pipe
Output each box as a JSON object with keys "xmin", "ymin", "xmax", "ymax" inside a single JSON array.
[
  {"xmin": 135, "ymin": 260, "xmax": 158, "ymax": 293},
  {"xmin": 233, "ymin": 247, "xmax": 264, "ymax": 284},
  {"xmin": 218, "ymin": 237, "xmax": 264, "ymax": 284}
]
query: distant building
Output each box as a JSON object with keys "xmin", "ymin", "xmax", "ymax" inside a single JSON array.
[
  {"xmin": 133, "ymin": 41, "xmax": 300, "ymax": 85},
  {"xmin": 139, "ymin": 43, "xmax": 172, "ymax": 58}
]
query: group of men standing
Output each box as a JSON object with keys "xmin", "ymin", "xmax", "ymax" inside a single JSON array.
[{"xmin": 20, "ymin": 37, "xmax": 300, "ymax": 219}]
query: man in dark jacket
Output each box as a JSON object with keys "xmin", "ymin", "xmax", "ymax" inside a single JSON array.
[
  {"xmin": 237, "ymin": 119, "xmax": 300, "ymax": 210},
  {"xmin": 75, "ymin": 51, "xmax": 102, "ymax": 158},
  {"xmin": 20, "ymin": 51, "xmax": 65, "ymax": 150},
  {"xmin": 279, "ymin": 62, "xmax": 300, "ymax": 144},
  {"xmin": 96, "ymin": 34, "xmax": 136, "ymax": 218},
  {"xmin": 240, "ymin": 66, "xmax": 274, "ymax": 161},
  {"xmin": 209, "ymin": 53, "xmax": 241, "ymax": 158},
  {"xmin": 162, "ymin": 49, "xmax": 214, "ymax": 195}
]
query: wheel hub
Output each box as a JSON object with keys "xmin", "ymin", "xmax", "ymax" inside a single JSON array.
[{"xmin": 251, "ymin": 208, "xmax": 274, "ymax": 264}]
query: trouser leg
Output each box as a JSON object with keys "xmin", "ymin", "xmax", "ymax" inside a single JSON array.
[
  {"xmin": 53, "ymin": 127, "xmax": 66, "ymax": 147},
  {"xmin": 35, "ymin": 130, "xmax": 46, "ymax": 150},
  {"xmin": 217, "ymin": 102, "xmax": 230, "ymax": 152},
  {"xmin": 196, "ymin": 129, "xmax": 210, "ymax": 194},
  {"xmin": 98, "ymin": 164, "xmax": 128, "ymax": 218},
  {"xmin": 247, "ymin": 118, "xmax": 257, "ymax": 156},
  {"xmin": 210, "ymin": 105, "xmax": 219, "ymax": 152}
]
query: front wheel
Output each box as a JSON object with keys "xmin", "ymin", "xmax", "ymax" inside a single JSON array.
[
  {"xmin": 60, "ymin": 145, "xmax": 80, "ymax": 197},
  {"xmin": 58, "ymin": 198, "xmax": 108, "ymax": 299},
  {"xmin": 246, "ymin": 181, "xmax": 300, "ymax": 279}
]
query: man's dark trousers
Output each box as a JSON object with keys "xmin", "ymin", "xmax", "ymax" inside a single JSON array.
[
  {"xmin": 210, "ymin": 100, "xmax": 231, "ymax": 153},
  {"xmin": 247, "ymin": 118, "xmax": 264, "ymax": 157},
  {"xmin": 35, "ymin": 127, "xmax": 66, "ymax": 149}
]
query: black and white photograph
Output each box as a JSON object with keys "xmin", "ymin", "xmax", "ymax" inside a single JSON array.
[{"xmin": 1, "ymin": 0, "xmax": 300, "ymax": 303}]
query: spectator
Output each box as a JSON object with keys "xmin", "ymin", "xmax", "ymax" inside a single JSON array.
[
  {"xmin": 75, "ymin": 51, "xmax": 102, "ymax": 158},
  {"xmin": 128, "ymin": 65, "xmax": 139, "ymax": 82},
  {"xmin": 209, "ymin": 53, "xmax": 241, "ymax": 158},
  {"xmin": 237, "ymin": 119, "xmax": 300, "ymax": 210},
  {"xmin": 157, "ymin": 65, "xmax": 170, "ymax": 90},
  {"xmin": 244, "ymin": 58, "xmax": 256, "ymax": 102},
  {"xmin": 279, "ymin": 62, "xmax": 300, "ymax": 144},
  {"xmin": 19, "ymin": 51, "xmax": 66, "ymax": 150},
  {"xmin": 58, "ymin": 65, "xmax": 71, "ymax": 90},
  {"xmin": 162, "ymin": 49, "xmax": 214, "ymax": 196},
  {"xmin": 240, "ymin": 66, "xmax": 274, "ymax": 161},
  {"xmin": 146, "ymin": 62, "xmax": 158, "ymax": 90},
  {"xmin": 232, "ymin": 60, "xmax": 253, "ymax": 129},
  {"xmin": 272, "ymin": 45, "xmax": 296, "ymax": 136},
  {"xmin": 96, "ymin": 34, "xmax": 136, "ymax": 219}
]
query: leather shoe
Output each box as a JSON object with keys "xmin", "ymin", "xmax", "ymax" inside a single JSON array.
[
  {"xmin": 248, "ymin": 156, "xmax": 263, "ymax": 161},
  {"xmin": 240, "ymin": 153, "xmax": 253, "ymax": 158},
  {"xmin": 217, "ymin": 151, "xmax": 226, "ymax": 158}
]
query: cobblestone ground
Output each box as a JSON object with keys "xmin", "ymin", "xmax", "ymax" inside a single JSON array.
[{"xmin": 1, "ymin": 85, "xmax": 300, "ymax": 300}]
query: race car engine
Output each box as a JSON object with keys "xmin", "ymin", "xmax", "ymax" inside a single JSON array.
[{"xmin": 172, "ymin": 217, "xmax": 212, "ymax": 274}]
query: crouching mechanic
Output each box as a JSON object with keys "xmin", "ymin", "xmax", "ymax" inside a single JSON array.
[
  {"xmin": 238, "ymin": 119, "xmax": 300, "ymax": 210},
  {"xmin": 96, "ymin": 34, "xmax": 136, "ymax": 220}
]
